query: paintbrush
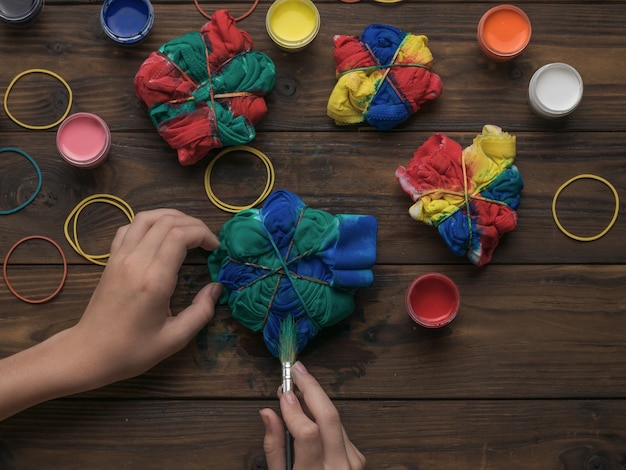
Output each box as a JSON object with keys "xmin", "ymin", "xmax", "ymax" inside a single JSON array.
[{"xmin": 279, "ymin": 318, "xmax": 297, "ymax": 470}]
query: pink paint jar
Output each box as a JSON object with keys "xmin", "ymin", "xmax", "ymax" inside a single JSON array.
[
  {"xmin": 56, "ymin": 112, "xmax": 111, "ymax": 168},
  {"xmin": 405, "ymin": 273, "xmax": 460, "ymax": 328}
]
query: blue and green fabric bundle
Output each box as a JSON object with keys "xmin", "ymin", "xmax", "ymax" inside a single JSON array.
[{"xmin": 207, "ymin": 190, "xmax": 378, "ymax": 357}]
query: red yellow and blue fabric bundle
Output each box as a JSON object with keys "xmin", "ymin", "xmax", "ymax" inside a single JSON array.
[
  {"xmin": 134, "ymin": 10, "xmax": 275, "ymax": 166},
  {"xmin": 396, "ymin": 125, "xmax": 523, "ymax": 266},
  {"xmin": 207, "ymin": 190, "xmax": 378, "ymax": 357},
  {"xmin": 327, "ymin": 24, "xmax": 443, "ymax": 131}
]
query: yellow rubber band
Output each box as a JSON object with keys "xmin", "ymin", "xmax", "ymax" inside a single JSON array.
[
  {"xmin": 64, "ymin": 194, "xmax": 135, "ymax": 266},
  {"xmin": 204, "ymin": 145, "xmax": 275, "ymax": 213},
  {"xmin": 4, "ymin": 68, "xmax": 73, "ymax": 130},
  {"xmin": 552, "ymin": 174, "xmax": 619, "ymax": 242}
]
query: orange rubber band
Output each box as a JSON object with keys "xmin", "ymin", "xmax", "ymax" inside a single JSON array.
[
  {"xmin": 3, "ymin": 235, "xmax": 67, "ymax": 304},
  {"xmin": 194, "ymin": 0, "xmax": 259, "ymax": 21}
]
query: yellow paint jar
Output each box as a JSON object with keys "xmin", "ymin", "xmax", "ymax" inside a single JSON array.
[{"xmin": 266, "ymin": 0, "xmax": 320, "ymax": 52}]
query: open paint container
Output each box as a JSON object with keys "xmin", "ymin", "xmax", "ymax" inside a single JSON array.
[
  {"xmin": 100, "ymin": 0, "xmax": 154, "ymax": 45},
  {"xmin": 57, "ymin": 113, "xmax": 111, "ymax": 169},
  {"xmin": 477, "ymin": 4, "xmax": 531, "ymax": 61},
  {"xmin": 266, "ymin": 0, "xmax": 320, "ymax": 52},
  {"xmin": 0, "ymin": 0, "xmax": 44, "ymax": 27},
  {"xmin": 405, "ymin": 273, "xmax": 460, "ymax": 328},
  {"xmin": 528, "ymin": 63, "xmax": 583, "ymax": 119}
]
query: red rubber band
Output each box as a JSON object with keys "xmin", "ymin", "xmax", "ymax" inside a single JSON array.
[
  {"xmin": 3, "ymin": 235, "xmax": 68, "ymax": 304},
  {"xmin": 194, "ymin": 0, "xmax": 259, "ymax": 22}
]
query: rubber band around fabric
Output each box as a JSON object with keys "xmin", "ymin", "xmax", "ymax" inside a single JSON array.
[
  {"xmin": 3, "ymin": 236, "xmax": 67, "ymax": 304},
  {"xmin": 64, "ymin": 194, "xmax": 135, "ymax": 266},
  {"xmin": 414, "ymin": 152, "xmax": 508, "ymax": 251},
  {"xmin": 0, "ymin": 147, "xmax": 43, "ymax": 215},
  {"xmin": 204, "ymin": 146, "xmax": 275, "ymax": 213},
  {"xmin": 552, "ymin": 174, "xmax": 619, "ymax": 242},
  {"xmin": 338, "ymin": 63, "xmax": 431, "ymax": 78},
  {"xmin": 4, "ymin": 69, "xmax": 73, "ymax": 130},
  {"xmin": 193, "ymin": 0, "xmax": 259, "ymax": 21}
]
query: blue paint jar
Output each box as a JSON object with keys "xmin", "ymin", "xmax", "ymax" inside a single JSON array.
[
  {"xmin": 0, "ymin": 0, "xmax": 44, "ymax": 27},
  {"xmin": 100, "ymin": 0, "xmax": 154, "ymax": 45}
]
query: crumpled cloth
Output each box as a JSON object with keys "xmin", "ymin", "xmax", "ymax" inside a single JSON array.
[
  {"xmin": 395, "ymin": 125, "xmax": 524, "ymax": 266},
  {"xmin": 207, "ymin": 189, "xmax": 378, "ymax": 357},
  {"xmin": 134, "ymin": 10, "xmax": 275, "ymax": 165},
  {"xmin": 327, "ymin": 24, "xmax": 443, "ymax": 131}
]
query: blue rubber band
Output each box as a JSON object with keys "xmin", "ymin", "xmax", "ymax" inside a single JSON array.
[{"xmin": 0, "ymin": 147, "xmax": 43, "ymax": 215}]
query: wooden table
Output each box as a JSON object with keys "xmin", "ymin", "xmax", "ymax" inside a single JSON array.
[{"xmin": 1, "ymin": 1, "xmax": 625, "ymax": 468}]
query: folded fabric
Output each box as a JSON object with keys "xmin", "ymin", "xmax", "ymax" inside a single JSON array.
[
  {"xmin": 395, "ymin": 125, "xmax": 523, "ymax": 266},
  {"xmin": 207, "ymin": 190, "xmax": 378, "ymax": 357},
  {"xmin": 328, "ymin": 24, "xmax": 443, "ymax": 131},
  {"xmin": 134, "ymin": 10, "xmax": 275, "ymax": 165}
]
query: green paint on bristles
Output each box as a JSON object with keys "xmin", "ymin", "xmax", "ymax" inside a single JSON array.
[{"xmin": 279, "ymin": 318, "xmax": 298, "ymax": 364}]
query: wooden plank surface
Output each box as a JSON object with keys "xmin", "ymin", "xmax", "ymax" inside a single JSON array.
[{"xmin": 1, "ymin": 1, "xmax": 626, "ymax": 468}]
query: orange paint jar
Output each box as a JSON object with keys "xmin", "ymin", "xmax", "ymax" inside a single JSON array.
[{"xmin": 477, "ymin": 5, "xmax": 531, "ymax": 61}]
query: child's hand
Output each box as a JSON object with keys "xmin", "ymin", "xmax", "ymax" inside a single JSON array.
[
  {"xmin": 73, "ymin": 208, "xmax": 222, "ymax": 387},
  {"xmin": 260, "ymin": 361, "xmax": 366, "ymax": 469}
]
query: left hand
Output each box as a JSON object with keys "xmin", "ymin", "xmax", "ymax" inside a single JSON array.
[{"xmin": 72, "ymin": 208, "xmax": 222, "ymax": 387}]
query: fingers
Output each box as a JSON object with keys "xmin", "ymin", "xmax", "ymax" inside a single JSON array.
[
  {"xmin": 280, "ymin": 389, "xmax": 324, "ymax": 465},
  {"xmin": 290, "ymin": 362, "xmax": 349, "ymax": 462},
  {"xmin": 112, "ymin": 209, "xmax": 220, "ymax": 263},
  {"xmin": 259, "ymin": 408, "xmax": 286, "ymax": 470},
  {"xmin": 162, "ymin": 283, "xmax": 223, "ymax": 352}
]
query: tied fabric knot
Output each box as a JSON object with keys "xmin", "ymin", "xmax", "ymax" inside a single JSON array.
[
  {"xmin": 395, "ymin": 125, "xmax": 524, "ymax": 266},
  {"xmin": 207, "ymin": 189, "xmax": 378, "ymax": 357},
  {"xmin": 134, "ymin": 10, "xmax": 275, "ymax": 165},
  {"xmin": 327, "ymin": 24, "xmax": 443, "ymax": 131}
]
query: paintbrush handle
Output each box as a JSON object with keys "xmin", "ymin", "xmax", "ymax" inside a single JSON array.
[
  {"xmin": 282, "ymin": 361, "xmax": 294, "ymax": 469},
  {"xmin": 285, "ymin": 428, "xmax": 294, "ymax": 470}
]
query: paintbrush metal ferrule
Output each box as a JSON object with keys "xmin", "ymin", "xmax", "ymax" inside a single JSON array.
[{"xmin": 282, "ymin": 361, "xmax": 293, "ymax": 393}]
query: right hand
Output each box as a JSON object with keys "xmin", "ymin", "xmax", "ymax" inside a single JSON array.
[{"xmin": 260, "ymin": 361, "xmax": 366, "ymax": 469}]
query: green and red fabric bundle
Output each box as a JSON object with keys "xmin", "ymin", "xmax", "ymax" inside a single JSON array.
[{"xmin": 135, "ymin": 10, "xmax": 275, "ymax": 165}]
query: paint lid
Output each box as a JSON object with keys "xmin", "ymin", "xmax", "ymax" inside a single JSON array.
[
  {"xmin": 100, "ymin": 0, "xmax": 154, "ymax": 45},
  {"xmin": 528, "ymin": 63, "xmax": 583, "ymax": 118},
  {"xmin": 477, "ymin": 4, "xmax": 531, "ymax": 61},
  {"xmin": 56, "ymin": 112, "xmax": 111, "ymax": 169},
  {"xmin": 405, "ymin": 273, "xmax": 460, "ymax": 328},
  {"xmin": 0, "ymin": 0, "xmax": 44, "ymax": 26},
  {"xmin": 266, "ymin": 0, "xmax": 320, "ymax": 52}
]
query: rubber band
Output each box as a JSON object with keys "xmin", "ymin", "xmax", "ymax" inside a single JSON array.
[
  {"xmin": 4, "ymin": 69, "xmax": 73, "ymax": 130},
  {"xmin": 338, "ymin": 63, "xmax": 430, "ymax": 78},
  {"xmin": 204, "ymin": 145, "xmax": 275, "ymax": 213},
  {"xmin": 552, "ymin": 174, "xmax": 620, "ymax": 242},
  {"xmin": 64, "ymin": 194, "xmax": 135, "ymax": 266},
  {"xmin": 0, "ymin": 147, "xmax": 43, "ymax": 215},
  {"xmin": 194, "ymin": 0, "xmax": 259, "ymax": 22},
  {"xmin": 3, "ymin": 236, "xmax": 67, "ymax": 304}
]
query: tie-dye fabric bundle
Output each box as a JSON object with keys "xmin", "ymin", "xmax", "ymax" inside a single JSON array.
[
  {"xmin": 207, "ymin": 190, "xmax": 378, "ymax": 357},
  {"xmin": 327, "ymin": 24, "xmax": 443, "ymax": 131},
  {"xmin": 134, "ymin": 10, "xmax": 275, "ymax": 165},
  {"xmin": 396, "ymin": 125, "xmax": 524, "ymax": 266}
]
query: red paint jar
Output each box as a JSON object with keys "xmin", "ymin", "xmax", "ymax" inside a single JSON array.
[{"xmin": 405, "ymin": 273, "xmax": 460, "ymax": 328}]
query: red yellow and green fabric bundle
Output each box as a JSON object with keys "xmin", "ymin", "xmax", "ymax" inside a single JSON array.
[
  {"xmin": 134, "ymin": 10, "xmax": 275, "ymax": 165},
  {"xmin": 396, "ymin": 125, "xmax": 524, "ymax": 266}
]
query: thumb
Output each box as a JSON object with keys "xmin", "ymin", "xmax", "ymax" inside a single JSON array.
[
  {"xmin": 164, "ymin": 282, "xmax": 223, "ymax": 349},
  {"xmin": 260, "ymin": 408, "xmax": 286, "ymax": 470}
]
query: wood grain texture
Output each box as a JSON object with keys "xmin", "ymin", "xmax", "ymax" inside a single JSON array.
[
  {"xmin": 2, "ymin": 399, "xmax": 625, "ymax": 469},
  {"xmin": 1, "ymin": 1, "xmax": 625, "ymax": 468}
]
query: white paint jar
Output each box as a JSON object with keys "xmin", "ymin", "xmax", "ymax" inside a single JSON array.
[{"xmin": 528, "ymin": 63, "xmax": 583, "ymax": 119}]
